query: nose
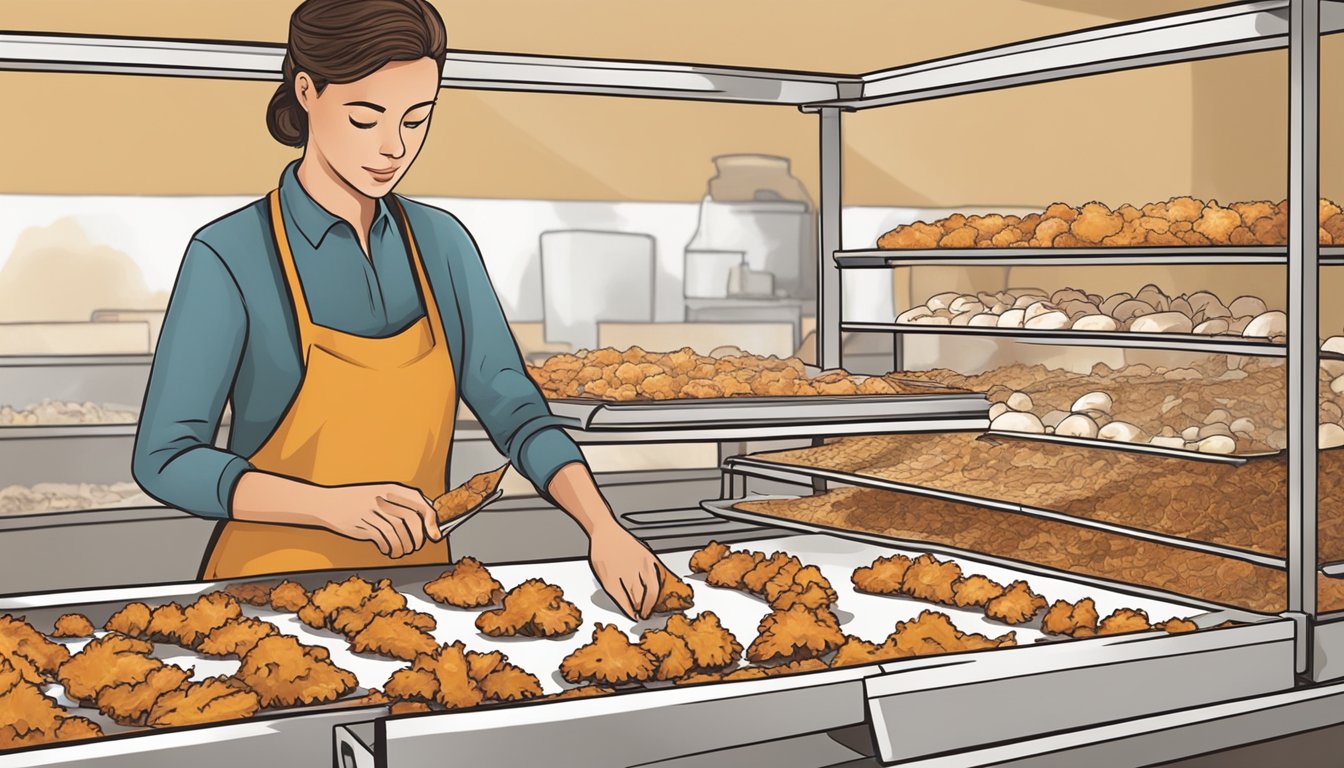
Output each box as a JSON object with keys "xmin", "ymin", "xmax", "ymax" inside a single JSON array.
[{"xmin": 379, "ymin": 124, "xmax": 406, "ymax": 160}]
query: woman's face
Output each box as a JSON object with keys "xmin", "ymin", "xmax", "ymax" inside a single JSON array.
[{"xmin": 296, "ymin": 57, "xmax": 440, "ymax": 198}]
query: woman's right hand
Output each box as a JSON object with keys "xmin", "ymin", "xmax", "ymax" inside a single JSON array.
[
  {"xmin": 232, "ymin": 472, "xmax": 441, "ymax": 558},
  {"xmin": 316, "ymin": 483, "xmax": 442, "ymax": 558}
]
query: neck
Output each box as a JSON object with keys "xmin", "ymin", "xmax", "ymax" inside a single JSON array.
[{"xmin": 295, "ymin": 151, "xmax": 377, "ymax": 244}]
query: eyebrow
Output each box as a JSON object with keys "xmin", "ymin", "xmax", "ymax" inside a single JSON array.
[
  {"xmin": 409, "ymin": 100, "xmax": 437, "ymax": 111},
  {"xmin": 343, "ymin": 101, "xmax": 385, "ymax": 112}
]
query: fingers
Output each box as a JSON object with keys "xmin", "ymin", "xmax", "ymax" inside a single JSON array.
[
  {"xmin": 354, "ymin": 521, "xmax": 393, "ymax": 557},
  {"xmin": 377, "ymin": 498, "xmax": 425, "ymax": 553},
  {"xmin": 384, "ymin": 485, "xmax": 443, "ymax": 542},
  {"xmin": 636, "ymin": 557, "xmax": 661, "ymax": 619},
  {"xmin": 365, "ymin": 511, "xmax": 408, "ymax": 558},
  {"xmin": 613, "ymin": 577, "xmax": 640, "ymax": 621}
]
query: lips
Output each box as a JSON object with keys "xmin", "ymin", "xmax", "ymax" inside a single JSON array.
[{"xmin": 363, "ymin": 166, "xmax": 398, "ymax": 178}]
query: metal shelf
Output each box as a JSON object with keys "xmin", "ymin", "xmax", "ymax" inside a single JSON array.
[
  {"xmin": 0, "ymin": 31, "xmax": 859, "ymax": 105},
  {"xmin": 809, "ymin": 0, "xmax": 1344, "ymax": 110},
  {"xmin": 836, "ymin": 246, "xmax": 1335, "ymax": 268},
  {"xmin": 548, "ymin": 391, "xmax": 989, "ymax": 444},
  {"xmin": 841, "ymin": 321, "xmax": 1287, "ymax": 357},
  {"xmin": 721, "ymin": 456, "xmax": 1287, "ymax": 570}
]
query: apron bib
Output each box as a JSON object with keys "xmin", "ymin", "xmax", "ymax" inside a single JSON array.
[{"xmin": 201, "ymin": 190, "xmax": 456, "ymax": 579}]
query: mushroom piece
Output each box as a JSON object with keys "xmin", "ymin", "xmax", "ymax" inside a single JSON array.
[
  {"xmin": 896, "ymin": 306, "xmax": 933, "ymax": 324},
  {"xmin": 968, "ymin": 313, "xmax": 1000, "ymax": 327},
  {"xmin": 1024, "ymin": 311, "xmax": 1071, "ymax": 330},
  {"xmin": 997, "ymin": 309, "xmax": 1027, "ymax": 328},
  {"xmin": 1242, "ymin": 311, "xmax": 1287, "ymax": 339},
  {"xmin": 1098, "ymin": 421, "xmax": 1146, "ymax": 442},
  {"xmin": 1055, "ymin": 414, "xmax": 1099, "ymax": 438},
  {"xmin": 1006, "ymin": 392, "xmax": 1034, "ymax": 412},
  {"xmin": 1193, "ymin": 318, "xmax": 1230, "ymax": 335},
  {"xmin": 1322, "ymin": 336, "xmax": 1344, "ymax": 356},
  {"xmin": 1228, "ymin": 296, "xmax": 1268, "ymax": 318},
  {"xmin": 1196, "ymin": 435, "xmax": 1237, "ymax": 454},
  {"xmin": 1150, "ymin": 436, "xmax": 1186, "ymax": 449},
  {"xmin": 1321, "ymin": 423, "xmax": 1344, "ymax": 449},
  {"xmin": 1130, "ymin": 312, "xmax": 1194, "ymax": 335},
  {"xmin": 990, "ymin": 412, "xmax": 1046, "ymax": 434},
  {"xmin": 1110, "ymin": 299, "xmax": 1156, "ymax": 322},
  {"xmin": 1024, "ymin": 301, "xmax": 1058, "ymax": 322},
  {"xmin": 926, "ymin": 292, "xmax": 960, "ymax": 312},
  {"xmin": 1071, "ymin": 314, "xmax": 1119, "ymax": 332},
  {"xmin": 1071, "ymin": 391, "xmax": 1113, "ymax": 413}
]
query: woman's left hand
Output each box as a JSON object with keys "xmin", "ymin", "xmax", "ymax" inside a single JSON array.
[{"xmin": 588, "ymin": 518, "xmax": 663, "ymax": 621}]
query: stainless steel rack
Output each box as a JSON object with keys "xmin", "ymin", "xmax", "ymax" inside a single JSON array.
[{"xmin": 2, "ymin": 1, "xmax": 1343, "ymax": 764}]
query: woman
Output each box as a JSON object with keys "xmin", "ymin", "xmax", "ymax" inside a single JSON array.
[{"xmin": 133, "ymin": 0, "xmax": 664, "ymax": 620}]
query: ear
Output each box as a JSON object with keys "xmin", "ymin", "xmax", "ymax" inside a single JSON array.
[{"xmin": 294, "ymin": 71, "xmax": 315, "ymax": 113}]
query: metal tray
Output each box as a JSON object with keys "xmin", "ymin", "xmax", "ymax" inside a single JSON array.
[{"xmin": 547, "ymin": 387, "xmax": 989, "ymax": 443}]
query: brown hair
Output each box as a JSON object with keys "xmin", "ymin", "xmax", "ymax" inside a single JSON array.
[{"xmin": 267, "ymin": 0, "xmax": 448, "ymax": 147}]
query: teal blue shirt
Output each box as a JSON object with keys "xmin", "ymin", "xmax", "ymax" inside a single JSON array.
[{"xmin": 133, "ymin": 161, "xmax": 585, "ymax": 519}]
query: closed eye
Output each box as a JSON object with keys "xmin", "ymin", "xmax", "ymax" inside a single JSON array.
[
  {"xmin": 349, "ymin": 116, "xmax": 376, "ymax": 129},
  {"xmin": 403, "ymin": 119, "xmax": 427, "ymax": 129}
]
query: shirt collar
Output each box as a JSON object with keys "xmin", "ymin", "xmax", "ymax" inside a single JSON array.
[{"xmin": 279, "ymin": 159, "xmax": 393, "ymax": 249}]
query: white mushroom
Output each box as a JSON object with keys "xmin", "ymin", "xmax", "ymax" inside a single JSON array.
[
  {"xmin": 1006, "ymin": 391, "xmax": 1034, "ymax": 412},
  {"xmin": 1193, "ymin": 318, "xmax": 1230, "ymax": 335},
  {"xmin": 1169, "ymin": 297, "xmax": 1194, "ymax": 317},
  {"xmin": 1230, "ymin": 418, "xmax": 1256, "ymax": 434},
  {"xmin": 926, "ymin": 292, "xmax": 960, "ymax": 312},
  {"xmin": 1187, "ymin": 291, "xmax": 1231, "ymax": 319},
  {"xmin": 1150, "ymin": 436, "xmax": 1186, "ymax": 449},
  {"xmin": 896, "ymin": 306, "xmax": 932, "ymax": 323},
  {"xmin": 949, "ymin": 296, "xmax": 984, "ymax": 315},
  {"xmin": 1198, "ymin": 423, "xmax": 1233, "ymax": 439},
  {"xmin": 1130, "ymin": 312, "xmax": 1194, "ymax": 334},
  {"xmin": 1024, "ymin": 311, "xmax": 1071, "ymax": 330},
  {"xmin": 1182, "ymin": 426, "xmax": 1202, "ymax": 442},
  {"xmin": 1012, "ymin": 294, "xmax": 1048, "ymax": 310},
  {"xmin": 1041, "ymin": 410, "xmax": 1071, "ymax": 429},
  {"xmin": 1204, "ymin": 409, "xmax": 1231, "ymax": 425},
  {"xmin": 968, "ymin": 313, "xmax": 1000, "ymax": 327},
  {"xmin": 1024, "ymin": 301, "xmax": 1057, "ymax": 322},
  {"xmin": 1322, "ymin": 336, "xmax": 1344, "ymax": 356},
  {"xmin": 1229, "ymin": 296, "xmax": 1268, "ymax": 318},
  {"xmin": 1050, "ymin": 288, "xmax": 1089, "ymax": 304},
  {"xmin": 1321, "ymin": 423, "xmax": 1344, "ymax": 449},
  {"xmin": 1071, "ymin": 314, "xmax": 1120, "ymax": 331},
  {"xmin": 1071, "ymin": 391, "xmax": 1113, "ymax": 413},
  {"xmin": 951, "ymin": 310, "xmax": 977, "ymax": 326},
  {"xmin": 1242, "ymin": 311, "xmax": 1287, "ymax": 339},
  {"xmin": 1196, "ymin": 435, "xmax": 1237, "ymax": 454},
  {"xmin": 1330, "ymin": 375, "xmax": 1344, "ymax": 396},
  {"xmin": 1098, "ymin": 421, "xmax": 1146, "ymax": 442},
  {"xmin": 1134, "ymin": 284, "xmax": 1170, "ymax": 312},
  {"xmin": 997, "ymin": 309, "xmax": 1026, "ymax": 328},
  {"xmin": 913, "ymin": 315, "xmax": 951, "ymax": 326},
  {"xmin": 1229, "ymin": 316, "xmax": 1253, "ymax": 334},
  {"xmin": 1055, "ymin": 414, "xmax": 1099, "ymax": 438},
  {"xmin": 1111, "ymin": 299, "xmax": 1156, "ymax": 322},
  {"xmin": 1099, "ymin": 293, "xmax": 1132, "ymax": 316},
  {"xmin": 990, "ymin": 411, "xmax": 1046, "ymax": 434},
  {"xmin": 988, "ymin": 402, "xmax": 1010, "ymax": 421}
]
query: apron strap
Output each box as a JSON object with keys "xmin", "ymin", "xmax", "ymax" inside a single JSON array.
[{"xmin": 267, "ymin": 189, "xmax": 318, "ymax": 348}]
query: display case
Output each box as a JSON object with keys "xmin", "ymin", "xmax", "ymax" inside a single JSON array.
[{"xmin": 3, "ymin": 1, "xmax": 1344, "ymax": 766}]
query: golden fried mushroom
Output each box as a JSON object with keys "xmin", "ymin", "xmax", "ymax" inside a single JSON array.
[
  {"xmin": 560, "ymin": 624, "xmax": 656, "ymax": 686},
  {"xmin": 746, "ymin": 606, "xmax": 844, "ymax": 665},
  {"xmin": 435, "ymin": 465, "xmax": 508, "ymax": 526},
  {"xmin": 851, "ymin": 554, "xmax": 914, "ymax": 595},
  {"xmin": 104, "ymin": 602, "xmax": 153, "ymax": 638},
  {"xmin": 654, "ymin": 568, "xmax": 695, "ymax": 613},
  {"xmin": 639, "ymin": 629, "xmax": 696, "ymax": 681},
  {"xmin": 235, "ymin": 635, "xmax": 357, "ymax": 708},
  {"xmin": 146, "ymin": 677, "xmax": 261, "ymax": 728},
  {"xmin": 349, "ymin": 613, "xmax": 439, "ymax": 661},
  {"xmin": 94, "ymin": 664, "xmax": 192, "ymax": 725},
  {"xmin": 689, "ymin": 541, "xmax": 730, "ymax": 574},
  {"xmin": 308, "ymin": 576, "xmax": 376, "ymax": 627},
  {"xmin": 56, "ymin": 634, "xmax": 160, "ymax": 703},
  {"xmin": 424, "ymin": 557, "xmax": 504, "ymax": 609},
  {"xmin": 665, "ymin": 612, "xmax": 743, "ymax": 672},
  {"xmin": 196, "ymin": 617, "xmax": 279, "ymax": 658},
  {"xmin": 49, "ymin": 614, "xmax": 95, "ymax": 639},
  {"xmin": 705, "ymin": 551, "xmax": 765, "ymax": 589},
  {"xmin": 177, "ymin": 593, "xmax": 244, "ymax": 647},
  {"xmin": 950, "ymin": 575, "xmax": 1007, "ymax": 609},
  {"xmin": 1158, "ymin": 617, "xmax": 1199, "ymax": 634},
  {"xmin": 478, "ymin": 664, "xmax": 543, "ymax": 702},
  {"xmin": 898, "ymin": 554, "xmax": 962, "ymax": 605},
  {"xmin": 221, "ymin": 582, "xmax": 276, "ymax": 607},
  {"xmin": 412, "ymin": 643, "xmax": 485, "ymax": 709},
  {"xmin": 543, "ymin": 684, "xmax": 618, "ymax": 701},
  {"xmin": 390, "ymin": 700, "xmax": 433, "ymax": 714},
  {"xmin": 1097, "ymin": 608, "xmax": 1152, "ymax": 636},
  {"xmin": 0, "ymin": 615, "xmax": 71, "ymax": 676},
  {"xmin": 1041, "ymin": 598, "xmax": 1100, "ymax": 637},
  {"xmin": 269, "ymin": 581, "xmax": 310, "ymax": 613},
  {"xmin": 984, "ymin": 581, "xmax": 1047, "ymax": 625},
  {"xmin": 475, "ymin": 579, "xmax": 582, "ymax": 638},
  {"xmin": 887, "ymin": 611, "xmax": 1015, "ymax": 657},
  {"xmin": 145, "ymin": 603, "xmax": 190, "ymax": 645},
  {"xmin": 744, "ymin": 553, "xmax": 799, "ymax": 595}
]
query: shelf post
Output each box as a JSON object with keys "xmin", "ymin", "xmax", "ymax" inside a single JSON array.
[
  {"xmin": 818, "ymin": 106, "xmax": 843, "ymax": 370},
  {"xmin": 1286, "ymin": 0, "xmax": 1320, "ymax": 674}
]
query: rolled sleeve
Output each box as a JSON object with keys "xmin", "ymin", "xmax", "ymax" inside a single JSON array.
[
  {"xmin": 442, "ymin": 215, "xmax": 587, "ymax": 493},
  {"xmin": 132, "ymin": 239, "xmax": 252, "ymax": 519}
]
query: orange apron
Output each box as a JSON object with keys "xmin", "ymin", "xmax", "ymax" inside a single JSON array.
[{"xmin": 201, "ymin": 190, "xmax": 456, "ymax": 579}]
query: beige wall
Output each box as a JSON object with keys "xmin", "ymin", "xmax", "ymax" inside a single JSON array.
[{"xmin": 1, "ymin": 1, "xmax": 1339, "ymax": 206}]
